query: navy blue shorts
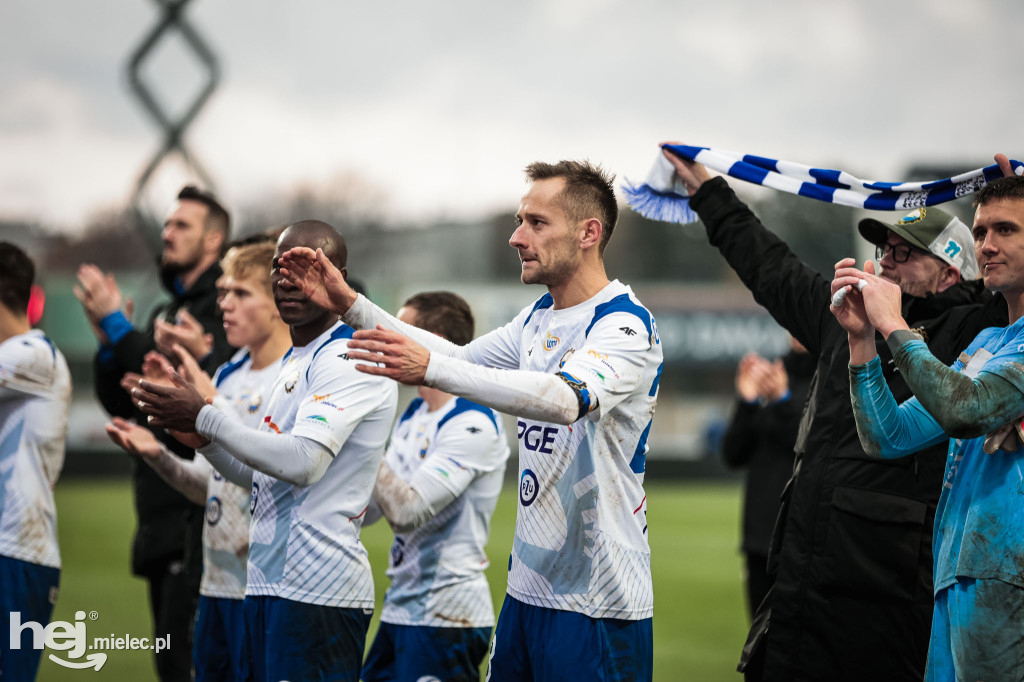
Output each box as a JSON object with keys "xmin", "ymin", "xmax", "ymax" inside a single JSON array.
[
  {"xmin": 193, "ymin": 595, "xmax": 246, "ymax": 681},
  {"xmin": 362, "ymin": 621, "xmax": 492, "ymax": 682},
  {"xmin": 241, "ymin": 595, "xmax": 371, "ymax": 682},
  {"xmin": 486, "ymin": 595, "xmax": 652, "ymax": 682},
  {"xmin": 0, "ymin": 554, "xmax": 60, "ymax": 681}
]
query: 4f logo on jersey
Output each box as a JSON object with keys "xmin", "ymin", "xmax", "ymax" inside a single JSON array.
[
  {"xmin": 619, "ymin": 326, "xmax": 636, "ymax": 336},
  {"xmin": 544, "ymin": 332, "xmax": 560, "ymax": 351},
  {"xmin": 520, "ymin": 469, "xmax": 539, "ymax": 506},
  {"xmin": 518, "ymin": 419, "xmax": 558, "ymax": 454}
]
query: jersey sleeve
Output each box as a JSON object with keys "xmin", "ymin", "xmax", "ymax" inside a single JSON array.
[
  {"xmin": 291, "ymin": 340, "xmax": 394, "ymax": 454},
  {"xmin": 559, "ymin": 309, "xmax": 660, "ymax": 421},
  {"xmin": 413, "ymin": 408, "xmax": 508, "ymax": 499},
  {"xmin": 0, "ymin": 336, "xmax": 61, "ymax": 401}
]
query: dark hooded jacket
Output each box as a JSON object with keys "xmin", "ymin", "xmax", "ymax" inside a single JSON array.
[
  {"xmin": 93, "ymin": 262, "xmax": 234, "ymax": 576},
  {"xmin": 690, "ymin": 177, "xmax": 1007, "ymax": 682}
]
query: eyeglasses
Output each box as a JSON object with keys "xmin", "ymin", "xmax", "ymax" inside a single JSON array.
[{"xmin": 875, "ymin": 242, "xmax": 924, "ymax": 263}]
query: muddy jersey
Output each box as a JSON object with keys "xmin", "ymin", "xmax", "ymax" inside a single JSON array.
[
  {"xmin": 199, "ymin": 349, "xmax": 280, "ymax": 599},
  {"xmin": 0, "ymin": 330, "xmax": 71, "ymax": 569},
  {"xmin": 380, "ymin": 396, "xmax": 509, "ymax": 628},
  {"xmin": 246, "ymin": 322, "xmax": 397, "ymax": 608},
  {"xmin": 461, "ymin": 280, "xmax": 662, "ymax": 619}
]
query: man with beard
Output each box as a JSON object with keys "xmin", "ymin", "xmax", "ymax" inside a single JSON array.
[
  {"xmin": 660, "ymin": 150, "xmax": 1012, "ymax": 682},
  {"xmin": 279, "ymin": 161, "xmax": 662, "ymax": 681},
  {"xmin": 75, "ymin": 185, "xmax": 234, "ymax": 682}
]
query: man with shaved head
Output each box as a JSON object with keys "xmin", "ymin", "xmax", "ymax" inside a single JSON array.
[{"xmin": 132, "ymin": 220, "xmax": 398, "ymax": 682}]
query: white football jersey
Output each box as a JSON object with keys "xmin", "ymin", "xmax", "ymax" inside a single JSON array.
[
  {"xmin": 462, "ymin": 280, "xmax": 662, "ymax": 619},
  {"xmin": 246, "ymin": 322, "xmax": 397, "ymax": 608},
  {"xmin": 199, "ymin": 349, "xmax": 280, "ymax": 599},
  {"xmin": 380, "ymin": 396, "xmax": 509, "ymax": 628},
  {"xmin": 0, "ymin": 330, "xmax": 72, "ymax": 569}
]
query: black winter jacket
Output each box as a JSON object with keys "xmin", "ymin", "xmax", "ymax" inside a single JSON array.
[
  {"xmin": 94, "ymin": 263, "xmax": 234, "ymax": 575},
  {"xmin": 691, "ymin": 177, "xmax": 1007, "ymax": 682},
  {"xmin": 722, "ymin": 350, "xmax": 816, "ymax": 558}
]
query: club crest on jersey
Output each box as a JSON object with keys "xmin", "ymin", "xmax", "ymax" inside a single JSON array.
[
  {"xmin": 544, "ymin": 332, "xmax": 560, "ymax": 351},
  {"xmin": 559, "ymin": 348, "xmax": 575, "ymax": 368},
  {"xmin": 243, "ymin": 392, "xmax": 262, "ymax": 414},
  {"xmin": 520, "ymin": 469, "xmax": 539, "ymax": 506},
  {"xmin": 283, "ymin": 373, "xmax": 298, "ymax": 393}
]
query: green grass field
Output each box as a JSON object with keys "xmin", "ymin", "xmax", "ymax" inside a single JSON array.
[{"xmin": 37, "ymin": 479, "xmax": 748, "ymax": 681}]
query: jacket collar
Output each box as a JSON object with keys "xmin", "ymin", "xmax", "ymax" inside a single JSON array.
[
  {"xmin": 158, "ymin": 260, "xmax": 223, "ymax": 300},
  {"xmin": 901, "ymin": 279, "xmax": 993, "ymax": 323}
]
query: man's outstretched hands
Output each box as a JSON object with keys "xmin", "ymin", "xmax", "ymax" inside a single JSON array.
[
  {"xmin": 346, "ymin": 326, "xmax": 430, "ymax": 386},
  {"xmin": 106, "ymin": 417, "xmax": 164, "ymax": 462},
  {"xmin": 278, "ymin": 247, "xmax": 357, "ymax": 315},
  {"xmin": 132, "ymin": 366, "xmax": 209, "ymax": 433}
]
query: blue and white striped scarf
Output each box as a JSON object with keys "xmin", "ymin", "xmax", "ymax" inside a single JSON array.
[{"xmin": 624, "ymin": 144, "xmax": 1024, "ymax": 224}]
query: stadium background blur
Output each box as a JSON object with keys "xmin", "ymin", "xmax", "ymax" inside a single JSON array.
[{"xmin": 4, "ymin": 1, "xmax": 1020, "ymax": 679}]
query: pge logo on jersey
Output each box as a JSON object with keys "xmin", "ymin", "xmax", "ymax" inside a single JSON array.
[{"xmin": 517, "ymin": 419, "xmax": 558, "ymax": 454}]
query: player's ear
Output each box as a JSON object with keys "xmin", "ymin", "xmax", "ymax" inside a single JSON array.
[{"xmin": 580, "ymin": 218, "xmax": 603, "ymax": 250}]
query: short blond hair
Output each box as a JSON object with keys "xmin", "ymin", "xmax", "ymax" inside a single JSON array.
[{"xmin": 221, "ymin": 240, "xmax": 275, "ymax": 297}]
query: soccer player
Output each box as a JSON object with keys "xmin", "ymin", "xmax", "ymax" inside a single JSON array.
[
  {"xmin": 131, "ymin": 220, "xmax": 398, "ymax": 682},
  {"xmin": 75, "ymin": 185, "xmax": 235, "ymax": 682},
  {"xmin": 0, "ymin": 242, "xmax": 72, "ymax": 680},
  {"xmin": 280, "ymin": 161, "xmax": 663, "ymax": 681},
  {"xmin": 106, "ymin": 238, "xmax": 290, "ymax": 681},
  {"xmin": 833, "ymin": 175, "xmax": 1024, "ymax": 682},
  {"xmin": 361, "ymin": 291, "xmax": 510, "ymax": 682}
]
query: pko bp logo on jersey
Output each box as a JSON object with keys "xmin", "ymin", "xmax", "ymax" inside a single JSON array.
[{"xmin": 520, "ymin": 469, "xmax": 539, "ymax": 506}]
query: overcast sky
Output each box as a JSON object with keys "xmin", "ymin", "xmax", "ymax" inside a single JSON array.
[{"xmin": 2, "ymin": 0, "xmax": 1021, "ymax": 232}]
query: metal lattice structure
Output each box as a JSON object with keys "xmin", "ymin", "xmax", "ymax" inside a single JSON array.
[{"xmin": 126, "ymin": 0, "xmax": 220, "ymax": 250}]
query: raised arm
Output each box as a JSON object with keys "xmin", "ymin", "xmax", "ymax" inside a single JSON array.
[
  {"xmin": 887, "ymin": 336, "xmax": 1024, "ymax": 439},
  {"xmin": 664, "ymin": 149, "xmax": 833, "ymax": 356},
  {"xmin": 848, "ymin": 357, "xmax": 947, "ymax": 458}
]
